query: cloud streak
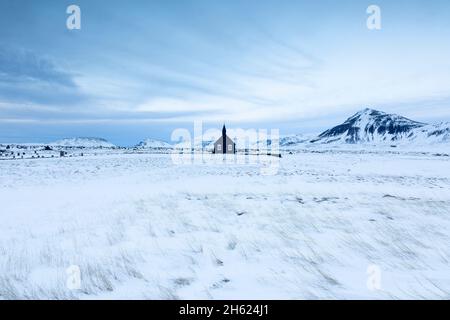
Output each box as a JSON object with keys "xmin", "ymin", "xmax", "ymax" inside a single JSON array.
[{"xmin": 0, "ymin": 45, "xmax": 75, "ymax": 87}]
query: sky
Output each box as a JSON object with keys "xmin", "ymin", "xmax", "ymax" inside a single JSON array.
[{"xmin": 1, "ymin": 0, "xmax": 450, "ymax": 146}]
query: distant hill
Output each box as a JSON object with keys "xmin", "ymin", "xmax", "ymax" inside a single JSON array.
[
  {"xmin": 135, "ymin": 139, "xmax": 172, "ymax": 149},
  {"xmin": 51, "ymin": 137, "xmax": 116, "ymax": 148}
]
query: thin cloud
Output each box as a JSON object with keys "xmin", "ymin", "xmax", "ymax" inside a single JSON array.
[{"xmin": 0, "ymin": 46, "xmax": 76, "ymax": 87}]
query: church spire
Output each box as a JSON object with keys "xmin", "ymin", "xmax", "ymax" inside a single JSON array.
[{"xmin": 222, "ymin": 124, "xmax": 226, "ymax": 154}]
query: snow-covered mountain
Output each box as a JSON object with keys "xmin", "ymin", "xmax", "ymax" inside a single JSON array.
[
  {"xmin": 135, "ymin": 139, "xmax": 172, "ymax": 149},
  {"xmin": 51, "ymin": 137, "xmax": 116, "ymax": 148},
  {"xmin": 311, "ymin": 108, "xmax": 427, "ymax": 144},
  {"xmin": 411, "ymin": 122, "xmax": 450, "ymax": 144}
]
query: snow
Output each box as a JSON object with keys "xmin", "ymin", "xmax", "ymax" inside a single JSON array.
[
  {"xmin": 1, "ymin": 148, "xmax": 449, "ymax": 299},
  {"xmin": 312, "ymin": 108, "xmax": 426, "ymax": 144},
  {"xmin": 135, "ymin": 139, "xmax": 172, "ymax": 149},
  {"xmin": 279, "ymin": 133, "xmax": 316, "ymax": 147},
  {"xmin": 410, "ymin": 122, "xmax": 450, "ymax": 145},
  {"xmin": 50, "ymin": 137, "xmax": 116, "ymax": 148}
]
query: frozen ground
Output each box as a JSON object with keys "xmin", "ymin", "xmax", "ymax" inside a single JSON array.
[{"xmin": 0, "ymin": 150, "xmax": 449, "ymax": 299}]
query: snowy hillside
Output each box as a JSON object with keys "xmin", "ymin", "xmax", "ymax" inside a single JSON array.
[
  {"xmin": 51, "ymin": 137, "xmax": 116, "ymax": 148},
  {"xmin": 279, "ymin": 134, "xmax": 314, "ymax": 146},
  {"xmin": 135, "ymin": 139, "xmax": 172, "ymax": 149},
  {"xmin": 312, "ymin": 108, "xmax": 426, "ymax": 144},
  {"xmin": 410, "ymin": 122, "xmax": 450, "ymax": 144},
  {"xmin": 245, "ymin": 134, "xmax": 316, "ymax": 151}
]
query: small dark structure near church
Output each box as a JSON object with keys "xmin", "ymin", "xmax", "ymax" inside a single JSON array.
[{"xmin": 213, "ymin": 125, "xmax": 236, "ymax": 154}]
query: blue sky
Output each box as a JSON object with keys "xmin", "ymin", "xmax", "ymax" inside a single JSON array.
[{"xmin": 1, "ymin": 0, "xmax": 450, "ymax": 146}]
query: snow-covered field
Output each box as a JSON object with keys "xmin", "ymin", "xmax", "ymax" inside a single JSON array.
[{"xmin": 1, "ymin": 150, "xmax": 449, "ymax": 299}]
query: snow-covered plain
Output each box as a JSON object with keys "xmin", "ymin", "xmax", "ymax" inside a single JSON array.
[{"xmin": 1, "ymin": 150, "xmax": 450, "ymax": 299}]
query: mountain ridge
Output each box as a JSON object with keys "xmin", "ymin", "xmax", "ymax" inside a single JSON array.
[{"xmin": 311, "ymin": 108, "xmax": 427, "ymax": 144}]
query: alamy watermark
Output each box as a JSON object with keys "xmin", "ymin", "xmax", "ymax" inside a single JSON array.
[
  {"xmin": 65, "ymin": 5, "xmax": 381, "ymax": 32},
  {"xmin": 170, "ymin": 121, "xmax": 281, "ymax": 176},
  {"xmin": 66, "ymin": 264, "xmax": 81, "ymax": 290},
  {"xmin": 367, "ymin": 5, "xmax": 382, "ymax": 30},
  {"xmin": 66, "ymin": 5, "xmax": 81, "ymax": 30},
  {"xmin": 366, "ymin": 264, "xmax": 382, "ymax": 291}
]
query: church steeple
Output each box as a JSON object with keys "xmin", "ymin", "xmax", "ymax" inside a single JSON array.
[{"xmin": 222, "ymin": 124, "xmax": 226, "ymax": 154}]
